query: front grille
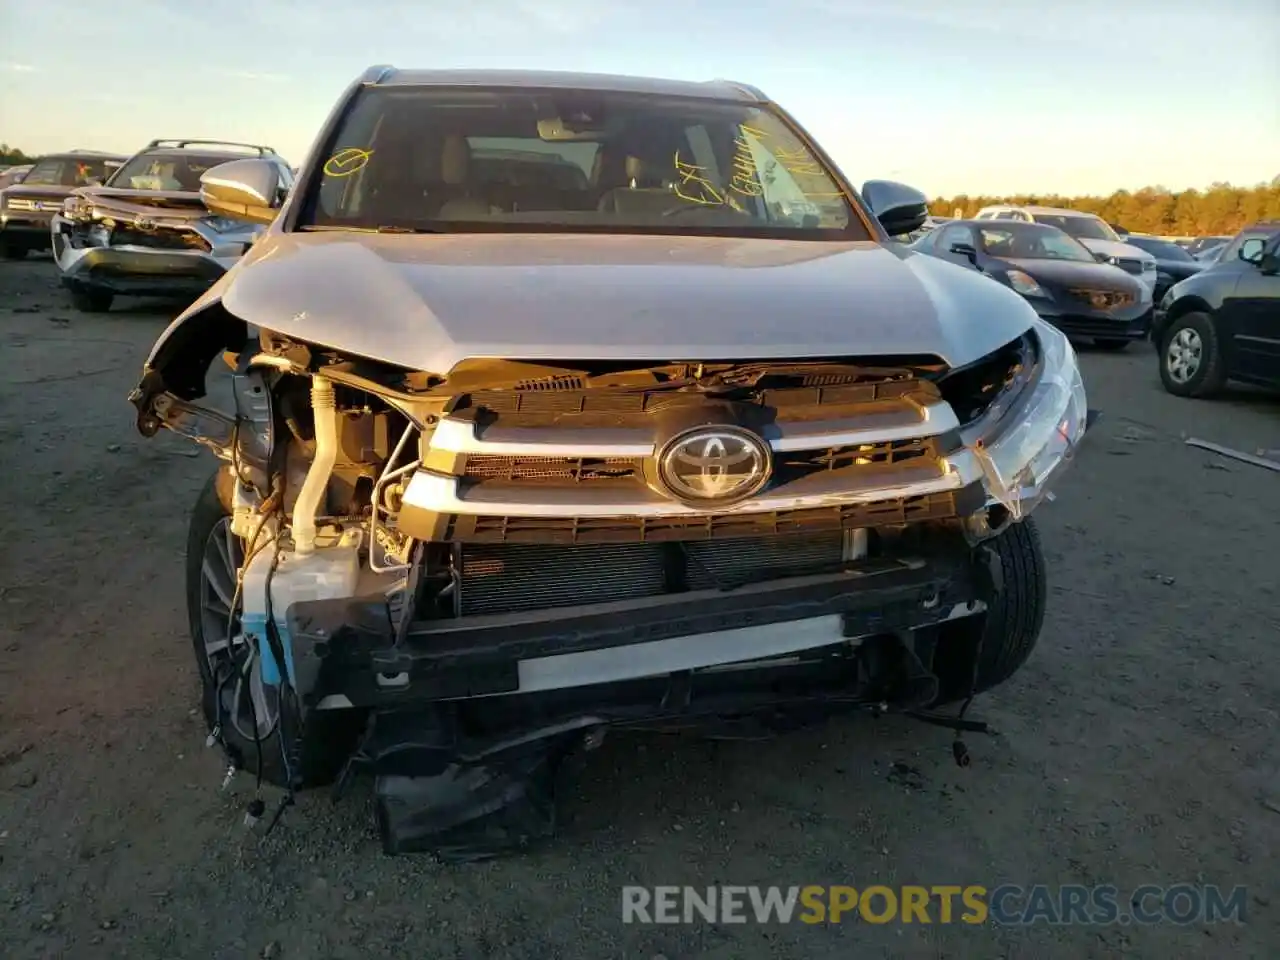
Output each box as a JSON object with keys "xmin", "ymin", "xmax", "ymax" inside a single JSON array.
[
  {"xmin": 402, "ymin": 355, "xmax": 1014, "ymax": 551},
  {"xmin": 1068, "ymin": 289, "xmax": 1133, "ymax": 310},
  {"xmin": 458, "ymin": 532, "xmax": 847, "ymax": 615},
  {"xmin": 110, "ymin": 227, "xmax": 211, "ymax": 252},
  {"xmin": 463, "ymin": 455, "xmax": 642, "ymax": 483},
  {"xmin": 774, "ymin": 437, "xmax": 936, "ymax": 484},
  {"xmin": 456, "ymin": 371, "xmax": 937, "ymax": 427},
  {"xmin": 443, "ymin": 489, "xmax": 970, "ymax": 545},
  {"xmin": 460, "ymin": 437, "xmax": 940, "ymax": 491}
]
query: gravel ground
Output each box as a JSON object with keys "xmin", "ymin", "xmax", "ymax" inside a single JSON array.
[{"xmin": 1, "ymin": 254, "xmax": 1278, "ymax": 960}]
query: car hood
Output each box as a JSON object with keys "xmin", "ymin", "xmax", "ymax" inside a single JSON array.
[
  {"xmin": 1076, "ymin": 238, "xmax": 1155, "ymax": 262},
  {"xmin": 1002, "ymin": 257, "xmax": 1145, "ymax": 293},
  {"xmin": 2, "ymin": 183, "xmax": 77, "ymax": 202},
  {"xmin": 71, "ymin": 185, "xmax": 210, "ymax": 222},
  {"xmin": 165, "ymin": 232, "xmax": 1041, "ymax": 374},
  {"xmin": 1154, "ymin": 258, "xmax": 1204, "ymax": 274}
]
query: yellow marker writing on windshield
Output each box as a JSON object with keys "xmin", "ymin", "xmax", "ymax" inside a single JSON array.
[
  {"xmin": 730, "ymin": 137, "xmax": 764, "ymax": 198},
  {"xmin": 324, "ymin": 147, "xmax": 373, "ymax": 178},
  {"xmin": 673, "ymin": 153, "xmax": 725, "ymax": 206},
  {"xmin": 773, "ymin": 147, "xmax": 824, "ymax": 178},
  {"xmin": 728, "ymin": 124, "xmax": 773, "ymax": 197}
]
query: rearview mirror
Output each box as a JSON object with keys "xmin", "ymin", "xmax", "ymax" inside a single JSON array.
[
  {"xmin": 200, "ymin": 158, "xmax": 282, "ymax": 225},
  {"xmin": 862, "ymin": 179, "xmax": 929, "ymax": 237}
]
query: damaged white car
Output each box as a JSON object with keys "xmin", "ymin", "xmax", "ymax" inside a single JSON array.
[
  {"xmin": 53, "ymin": 139, "xmax": 292, "ymax": 313},
  {"xmin": 129, "ymin": 67, "xmax": 1089, "ymax": 859}
]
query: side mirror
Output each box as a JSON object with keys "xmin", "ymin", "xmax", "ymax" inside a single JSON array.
[
  {"xmin": 950, "ymin": 242, "xmax": 978, "ymax": 262},
  {"xmin": 1238, "ymin": 241, "xmax": 1265, "ymax": 265},
  {"xmin": 1259, "ymin": 249, "xmax": 1280, "ymax": 276},
  {"xmin": 862, "ymin": 179, "xmax": 929, "ymax": 237},
  {"xmin": 200, "ymin": 158, "xmax": 282, "ymax": 225}
]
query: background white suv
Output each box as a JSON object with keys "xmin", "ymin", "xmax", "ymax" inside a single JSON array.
[{"xmin": 975, "ymin": 205, "xmax": 1158, "ymax": 299}]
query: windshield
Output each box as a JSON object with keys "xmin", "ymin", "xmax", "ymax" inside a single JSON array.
[
  {"xmin": 108, "ymin": 152, "xmax": 236, "ymax": 191},
  {"xmin": 21, "ymin": 156, "xmax": 118, "ymax": 187},
  {"xmin": 977, "ymin": 223, "xmax": 1096, "ymax": 262},
  {"xmin": 1030, "ymin": 213, "xmax": 1118, "ymax": 242},
  {"xmin": 297, "ymin": 86, "xmax": 867, "ymax": 239},
  {"xmin": 1125, "ymin": 236, "xmax": 1192, "ymax": 261}
]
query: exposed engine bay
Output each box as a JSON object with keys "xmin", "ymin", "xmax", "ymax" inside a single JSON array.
[{"xmin": 129, "ymin": 314, "xmax": 1084, "ymax": 859}]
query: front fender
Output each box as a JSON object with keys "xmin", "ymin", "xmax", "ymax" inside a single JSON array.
[{"xmin": 129, "ymin": 281, "xmax": 248, "ymax": 437}]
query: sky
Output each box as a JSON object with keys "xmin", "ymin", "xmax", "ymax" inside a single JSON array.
[{"xmin": 1, "ymin": 0, "xmax": 1277, "ymax": 198}]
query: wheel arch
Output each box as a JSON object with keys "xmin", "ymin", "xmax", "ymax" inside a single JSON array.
[{"xmin": 1163, "ymin": 295, "xmax": 1216, "ymax": 329}]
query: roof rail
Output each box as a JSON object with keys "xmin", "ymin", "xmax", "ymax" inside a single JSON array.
[
  {"xmin": 144, "ymin": 139, "xmax": 276, "ymax": 156},
  {"xmin": 359, "ymin": 64, "xmax": 396, "ymax": 84}
]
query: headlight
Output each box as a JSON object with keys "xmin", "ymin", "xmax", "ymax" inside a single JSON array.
[
  {"xmin": 966, "ymin": 321, "xmax": 1087, "ymax": 520},
  {"xmin": 1005, "ymin": 269, "xmax": 1047, "ymax": 298}
]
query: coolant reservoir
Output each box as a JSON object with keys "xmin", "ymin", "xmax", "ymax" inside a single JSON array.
[{"xmin": 242, "ymin": 527, "xmax": 363, "ymax": 686}]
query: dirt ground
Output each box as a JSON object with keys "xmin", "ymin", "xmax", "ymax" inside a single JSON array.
[{"xmin": 1, "ymin": 253, "xmax": 1278, "ymax": 960}]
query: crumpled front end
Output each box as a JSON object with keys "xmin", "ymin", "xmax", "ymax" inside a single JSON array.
[
  {"xmin": 130, "ymin": 309, "xmax": 1088, "ymax": 858},
  {"xmin": 53, "ymin": 187, "xmax": 260, "ymax": 301}
]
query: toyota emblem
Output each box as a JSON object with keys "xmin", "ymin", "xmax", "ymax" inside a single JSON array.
[{"xmin": 656, "ymin": 426, "xmax": 772, "ymax": 506}]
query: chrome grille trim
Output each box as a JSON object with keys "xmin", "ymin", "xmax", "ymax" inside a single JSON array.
[
  {"xmin": 402, "ymin": 450, "xmax": 980, "ymax": 518},
  {"xmin": 426, "ymin": 402, "xmax": 961, "ymax": 459}
]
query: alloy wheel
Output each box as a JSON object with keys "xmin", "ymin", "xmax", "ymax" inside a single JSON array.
[
  {"xmin": 198, "ymin": 517, "xmax": 278, "ymax": 739},
  {"xmin": 1165, "ymin": 327, "xmax": 1203, "ymax": 385}
]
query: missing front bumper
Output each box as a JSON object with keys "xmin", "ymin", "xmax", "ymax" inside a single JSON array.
[{"xmin": 288, "ymin": 543, "xmax": 984, "ymax": 711}]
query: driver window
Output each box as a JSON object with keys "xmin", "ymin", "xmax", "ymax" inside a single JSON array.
[{"xmin": 937, "ymin": 225, "xmax": 971, "ymax": 251}]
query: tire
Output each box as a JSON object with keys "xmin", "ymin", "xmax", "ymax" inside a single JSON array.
[
  {"xmin": 186, "ymin": 469, "xmax": 362, "ymax": 788},
  {"xmin": 1, "ymin": 242, "xmax": 28, "ymax": 260},
  {"xmin": 68, "ymin": 285, "xmax": 114, "ymax": 313},
  {"xmin": 1158, "ymin": 310, "xmax": 1227, "ymax": 398},
  {"xmin": 930, "ymin": 518, "xmax": 1047, "ymax": 704},
  {"xmin": 1093, "ymin": 338, "xmax": 1131, "ymax": 351}
]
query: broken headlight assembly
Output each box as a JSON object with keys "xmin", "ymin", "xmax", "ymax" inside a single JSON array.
[
  {"xmin": 61, "ymin": 196, "xmax": 94, "ymax": 221},
  {"xmin": 963, "ymin": 320, "xmax": 1087, "ymax": 520}
]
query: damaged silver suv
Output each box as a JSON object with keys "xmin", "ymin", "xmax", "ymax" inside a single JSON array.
[
  {"xmin": 130, "ymin": 67, "xmax": 1088, "ymax": 859},
  {"xmin": 53, "ymin": 139, "xmax": 291, "ymax": 313}
]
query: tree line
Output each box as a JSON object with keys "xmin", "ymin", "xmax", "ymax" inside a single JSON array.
[
  {"xmin": 930, "ymin": 177, "xmax": 1280, "ymax": 237},
  {"xmin": 0, "ymin": 144, "xmax": 34, "ymax": 166}
]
